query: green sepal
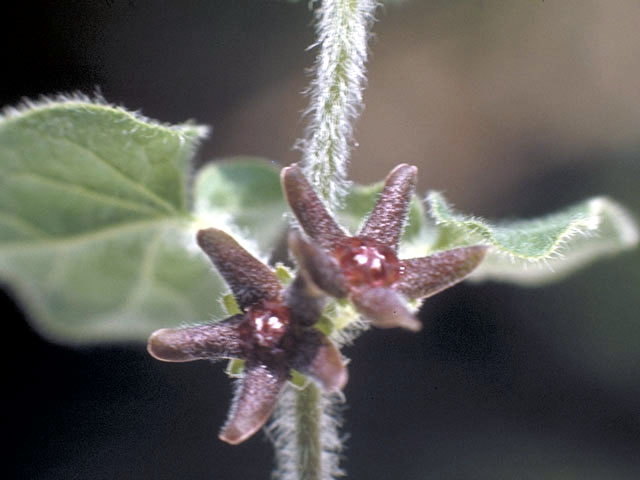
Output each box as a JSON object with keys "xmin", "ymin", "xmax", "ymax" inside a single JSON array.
[
  {"xmin": 275, "ymin": 263, "xmax": 294, "ymax": 285},
  {"xmin": 226, "ymin": 358, "xmax": 246, "ymax": 378},
  {"xmin": 288, "ymin": 369, "xmax": 310, "ymax": 390},
  {"xmin": 222, "ymin": 293, "xmax": 242, "ymax": 316}
]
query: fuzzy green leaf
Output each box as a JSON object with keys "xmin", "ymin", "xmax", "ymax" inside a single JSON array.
[
  {"xmin": 427, "ymin": 192, "xmax": 638, "ymax": 285},
  {"xmin": 0, "ymin": 99, "xmax": 228, "ymax": 343}
]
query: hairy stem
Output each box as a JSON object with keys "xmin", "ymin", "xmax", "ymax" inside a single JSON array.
[
  {"xmin": 295, "ymin": 383, "xmax": 322, "ymax": 480},
  {"xmin": 274, "ymin": 0, "xmax": 377, "ymax": 478},
  {"xmin": 301, "ymin": 0, "xmax": 377, "ymax": 211},
  {"xmin": 269, "ymin": 384, "xmax": 343, "ymax": 480}
]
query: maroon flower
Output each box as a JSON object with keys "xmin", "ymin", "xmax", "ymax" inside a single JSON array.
[
  {"xmin": 282, "ymin": 163, "xmax": 488, "ymax": 332},
  {"xmin": 147, "ymin": 228, "xmax": 347, "ymax": 444}
]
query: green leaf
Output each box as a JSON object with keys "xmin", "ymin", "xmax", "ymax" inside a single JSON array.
[
  {"xmin": 340, "ymin": 181, "xmax": 435, "ymax": 257},
  {"xmin": 192, "ymin": 157, "xmax": 288, "ymax": 256},
  {"xmin": 427, "ymin": 192, "xmax": 639, "ymax": 285},
  {"xmin": 0, "ymin": 99, "xmax": 227, "ymax": 343},
  {"xmin": 0, "ymin": 99, "xmax": 220, "ymax": 342}
]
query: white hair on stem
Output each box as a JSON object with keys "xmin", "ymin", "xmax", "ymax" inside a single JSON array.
[
  {"xmin": 268, "ymin": 384, "xmax": 345, "ymax": 480},
  {"xmin": 274, "ymin": 1, "xmax": 378, "ymax": 478},
  {"xmin": 300, "ymin": 0, "xmax": 379, "ymax": 211}
]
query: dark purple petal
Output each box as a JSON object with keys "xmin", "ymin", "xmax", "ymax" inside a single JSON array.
[
  {"xmin": 197, "ymin": 228, "xmax": 281, "ymax": 309},
  {"xmin": 147, "ymin": 315, "xmax": 244, "ymax": 362},
  {"xmin": 291, "ymin": 329, "xmax": 348, "ymax": 393},
  {"xmin": 358, "ymin": 164, "xmax": 417, "ymax": 251},
  {"xmin": 284, "ymin": 275, "xmax": 325, "ymax": 327},
  {"xmin": 281, "ymin": 164, "xmax": 347, "ymax": 251},
  {"xmin": 300, "ymin": 334, "xmax": 348, "ymax": 393},
  {"xmin": 288, "ymin": 230, "xmax": 349, "ymax": 299},
  {"xmin": 394, "ymin": 246, "xmax": 488, "ymax": 299},
  {"xmin": 219, "ymin": 364, "xmax": 288, "ymax": 445},
  {"xmin": 350, "ymin": 287, "xmax": 422, "ymax": 332}
]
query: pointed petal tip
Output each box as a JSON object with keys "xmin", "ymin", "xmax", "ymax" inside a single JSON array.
[
  {"xmin": 371, "ymin": 309, "xmax": 422, "ymax": 332},
  {"xmin": 280, "ymin": 163, "xmax": 303, "ymax": 187},
  {"xmin": 195, "ymin": 227, "xmax": 223, "ymax": 249},
  {"xmin": 468, "ymin": 244, "xmax": 489, "ymax": 268},
  {"xmin": 195, "ymin": 226, "xmax": 214, "ymax": 237},
  {"xmin": 352, "ymin": 287, "xmax": 423, "ymax": 332},
  {"xmin": 452, "ymin": 244, "xmax": 490, "ymax": 271},
  {"xmin": 219, "ymin": 424, "xmax": 257, "ymax": 445},
  {"xmin": 395, "ymin": 244, "xmax": 490, "ymax": 300},
  {"xmin": 312, "ymin": 340, "xmax": 349, "ymax": 393},
  {"xmin": 325, "ymin": 362, "xmax": 349, "ymax": 393},
  {"xmin": 281, "ymin": 163, "xmax": 308, "ymax": 202},
  {"xmin": 319, "ymin": 369, "xmax": 348, "ymax": 395},
  {"xmin": 389, "ymin": 163, "xmax": 418, "ymax": 176},
  {"xmin": 358, "ymin": 163, "xmax": 418, "ymax": 249},
  {"xmin": 287, "ymin": 228, "xmax": 303, "ymax": 251},
  {"xmin": 281, "ymin": 163, "xmax": 347, "ymax": 249},
  {"xmin": 387, "ymin": 163, "xmax": 418, "ymax": 186},
  {"xmin": 403, "ymin": 316, "xmax": 423, "ymax": 332},
  {"xmin": 287, "ymin": 228, "xmax": 317, "ymax": 259},
  {"xmin": 287, "ymin": 229, "xmax": 349, "ymax": 298},
  {"xmin": 471, "ymin": 244, "xmax": 490, "ymax": 257},
  {"xmin": 218, "ymin": 365, "xmax": 286, "ymax": 446},
  {"xmin": 147, "ymin": 328, "xmax": 193, "ymax": 362}
]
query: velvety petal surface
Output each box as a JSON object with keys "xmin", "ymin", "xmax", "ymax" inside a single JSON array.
[
  {"xmin": 284, "ymin": 275, "xmax": 326, "ymax": 327},
  {"xmin": 147, "ymin": 315, "xmax": 244, "ymax": 362},
  {"xmin": 288, "ymin": 230, "xmax": 349, "ymax": 298},
  {"xmin": 219, "ymin": 364, "xmax": 288, "ymax": 445},
  {"xmin": 281, "ymin": 164, "xmax": 347, "ymax": 250},
  {"xmin": 394, "ymin": 245, "xmax": 488, "ymax": 299},
  {"xmin": 350, "ymin": 287, "xmax": 422, "ymax": 332},
  {"xmin": 358, "ymin": 163, "xmax": 417, "ymax": 251},
  {"xmin": 303, "ymin": 335, "xmax": 348, "ymax": 393},
  {"xmin": 197, "ymin": 228, "xmax": 281, "ymax": 309},
  {"xmin": 290, "ymin": 329, "xmax": 348, "ymax": 393}
]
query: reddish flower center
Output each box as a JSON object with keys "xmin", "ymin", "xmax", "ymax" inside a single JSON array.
[
  {"xmin": 333, "ymin": 237, "xmax": 401, "ymax": 288},
  {"xmin": 239, "ymin": 301, "xmax": 289, "ymax": 350}
]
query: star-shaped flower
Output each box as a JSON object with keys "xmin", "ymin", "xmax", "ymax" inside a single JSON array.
[
  {"xmin": 147, "ymin": 228, "xmax": 347, "ymax": 444},
  {"xmin": 282, "ymin": 163, "xmax": 488, "ymax": 331}
]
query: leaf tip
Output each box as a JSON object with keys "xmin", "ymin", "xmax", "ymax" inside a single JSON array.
[{"xmin": 589, "ymin": 196, "xmax": 639, "ymax": 249}]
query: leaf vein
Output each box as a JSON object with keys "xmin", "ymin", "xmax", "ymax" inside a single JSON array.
[
  {"xmin": 0, "ymin": 218, "xmax": 183, "ymax": 252},
  {"xmin": 9, "ymin": 172, "xmax": 166, "ymax": 217},
  {"xmin": 119, "ymin": 231, "xmax": 164, "ymax": 313},
  {"xmin": 0, "ymin": 211, "xmax": 52, "ymax": 237},
  {"xmin": 22, "ymin": 126, "xmax": 181, "ymax": 214}
]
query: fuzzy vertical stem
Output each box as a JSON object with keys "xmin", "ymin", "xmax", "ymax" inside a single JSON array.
[
  {"xmin": 274, "ymin": 0, "xmax": 377, "ymax": 478},
  {"xmin": 301, "ymin": 0, "xmax": 378, "ymax": 211},
  {"xmin": 269, "ymin": 384, "xmax": 343, "ymax": 480},
  {"xmin": 295, "ymin": 383, "xmax": 322, "ymax": 480}
]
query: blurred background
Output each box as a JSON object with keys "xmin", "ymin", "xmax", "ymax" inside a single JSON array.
[{"xmin": 3, "ymin": 1, "xmax": 640, "ymax": 478}]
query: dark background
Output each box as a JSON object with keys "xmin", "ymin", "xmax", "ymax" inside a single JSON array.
[{"xmin": 3, "ymin": 1, "xmax": 640, "ymax": 479}]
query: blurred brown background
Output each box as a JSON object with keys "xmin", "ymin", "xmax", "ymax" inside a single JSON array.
[{"xmin": 3, "ymin": 1, "xmax": 640, "ymax": 479}]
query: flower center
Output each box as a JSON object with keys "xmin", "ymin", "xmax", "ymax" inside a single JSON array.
[
  {"xmin": 333, "ymin": 237, "xmax": 401, "ymax": 288},
  {"xmin": 240, "ymin": 301, "xmax": 289, "ymax": 350}
]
